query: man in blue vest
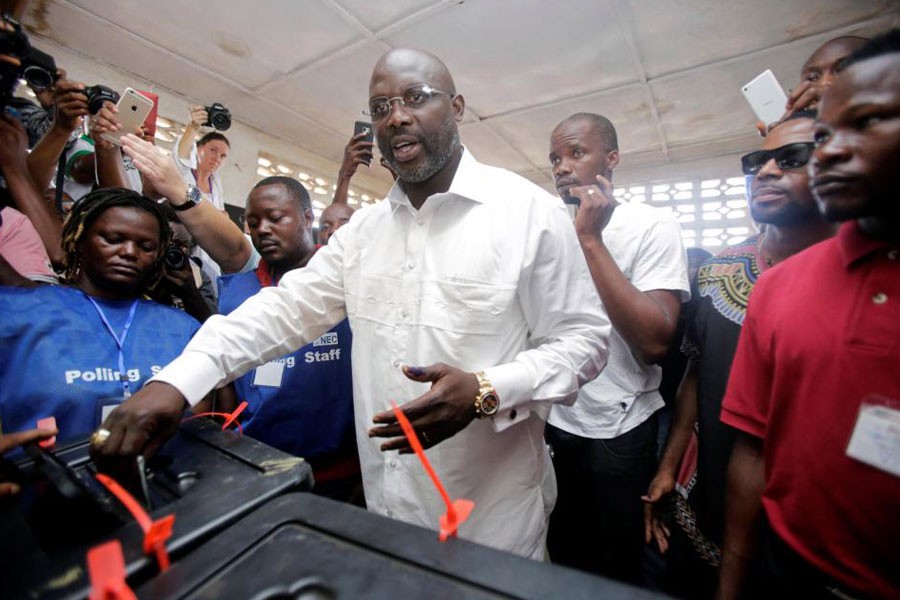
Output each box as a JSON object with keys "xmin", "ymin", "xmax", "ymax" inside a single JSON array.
[{"xmin": 216, "ymin": 176, "xmax": 360, "ymax": 502}]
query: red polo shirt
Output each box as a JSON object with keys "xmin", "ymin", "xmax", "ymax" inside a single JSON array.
[{"xmin": 722, "ymin": 221, "xmax": 900, "ymax": 599}]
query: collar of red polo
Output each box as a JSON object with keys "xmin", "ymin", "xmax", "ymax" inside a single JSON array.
[{"xmin": 837, "ymin": 220, "xmax": 894, "ymax": 269}]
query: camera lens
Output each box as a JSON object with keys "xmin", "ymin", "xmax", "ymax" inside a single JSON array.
[
  {"xmin": 164, "ymin": 247, "xmax": 188, "ymax": 270},
  {"xmin": 23, "ymin": 66, "xmax": 53, "ymax": 92},
  {"xmin": 204, "ymin": 103, "xmax": 231, "ymax": 131}
]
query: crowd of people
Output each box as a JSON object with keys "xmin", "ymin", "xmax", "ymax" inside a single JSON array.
[{"xmin": 0, "ymin": 13, "xmax": 897, "ymax": 599}]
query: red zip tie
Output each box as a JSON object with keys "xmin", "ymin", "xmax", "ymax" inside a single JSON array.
[
  {"xmin": 182, "ymin": 411, "xmax": 244, "ymax": 435},
  {"xmin": 390, "ymin": 400, "xmax": 474, "ymax": 541},
  {"xmin": 95, "ymin": 473, "xmax": 175, "ymax": 571},
  {"xmin": 37, "ymin": 416, "xmax": 57, "ymax": 448},
  {"xmin": 220, "ymin": 401, "xmax": 248, "ymax": 431},
  {"xmin": 87, "ymin": 540, "xmax": 137, "ymax": 600}
]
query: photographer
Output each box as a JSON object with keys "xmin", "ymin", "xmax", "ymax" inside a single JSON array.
[
  {"xmin": 150, "ymin": 203, "xmax": 217, "ymax": 323},
  {"xmin": 174, "ymin": 106, "xmax": 228, "ymax": 211},
  {"xmin": 174, "ymin": 106, "xmax": 231, "ymax": 289}
]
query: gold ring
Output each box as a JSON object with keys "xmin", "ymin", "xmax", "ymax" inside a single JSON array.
[{"xmin": 91, "ymin": 428, "xmax": 111, "ymax": 446}]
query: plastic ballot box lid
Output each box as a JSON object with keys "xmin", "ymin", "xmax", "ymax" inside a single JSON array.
[
  {"xmin": 138, "ymin": 493, "xmax": 669, "ymax": 600},
  {"xmin": 1, "ymin": 418, "xmax": 312, "ymax": 599}
]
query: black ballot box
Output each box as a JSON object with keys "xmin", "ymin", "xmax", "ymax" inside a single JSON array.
[
  {"xmin": 0, "ymin": 418, "xmax": 312, "ymax": 599},
  {"xmin": 137, "ymin": 493, "xmax": 668, "ymax": 600}
]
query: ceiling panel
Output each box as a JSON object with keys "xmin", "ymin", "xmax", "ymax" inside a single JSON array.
[
  {"xmin": 629, "ymin": 0, "xmax": 900, "ymax": 78},
  {"xmin": 486, "ymin": 84, "xmax": 662, "ymax": 170},
  {"xmin": 336, "ymin": 0, "xmax": 445, "ymax": 32},
  {"xmin": 459, "ymin": 121, "xmax": 535, "ymax": 174},
  {"xmin": 64, "ymin": 0, "xmax": 362, "ymax": 89},
  {"xmin": 381, "ymin": 0, "xmax": 642, "ymax": 118}
]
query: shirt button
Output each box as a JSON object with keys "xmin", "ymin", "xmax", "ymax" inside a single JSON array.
[
  {"xmin": 407, "ymin": 262, "xmax": 415, "ymax": 270},
  {"xmin": 400, "ymin": 310, "xmax": 409, "ymax": 319},
  {"xmin": 389, "ymin": 459, "xmax": 398, "ymax": 469},
  {"xmin": 386, "ymin": 509, "xmax": 394, "ymax": 517},
  {"xmin": 888, "ymin": 250, "xmax": 899, "ymax": 261},
  {"xmin": 391, "ymin": 359, "xmax": 400, "ymax": 368},
  {"xmin": 872, "ymin": 292, "xmax": 888, "ymax": 305}
]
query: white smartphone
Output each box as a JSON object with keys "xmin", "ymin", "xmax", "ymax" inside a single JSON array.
[
  {"xmin": 742, "ymin": 69, "xmax": 788, "ymax": 126},
  {"xmin": 100, "ymin": 88, "xmax": 154, "ymax": 146}
]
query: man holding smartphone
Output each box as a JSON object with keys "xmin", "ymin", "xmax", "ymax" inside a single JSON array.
[
  {"xmin": 546, "ymin": 112, "xmax": 689, "ymax": 583},
  {"xmin": 98, "ymin": 48, "xmax": 611, "ymax": 560}
]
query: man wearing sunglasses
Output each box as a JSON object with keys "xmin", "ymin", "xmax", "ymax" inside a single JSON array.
[
  {"xmin": 643, "ymin": 109, "xmax": 834, "ymax": 597},
  {"xmin": 92, "ymin": 48, "xmax": 611, "ymax": 561},
  {"xmin": 719, "ymin": 30, "xmax": 900, "ymax": 599}
]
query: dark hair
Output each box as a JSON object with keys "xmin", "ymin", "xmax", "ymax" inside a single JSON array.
[
  {"xmin": 198, "ymin": 131, "xmax": 230, "ymax": 148},
  {"xmin": 252, "ymin": 176, "xmax": 312, "ymax": 212},
  {"xmin": 157, "ymin": 201, "xmax": 181, "ymax": 224},
  {"xmin": 61, "ymin": 187, "xmax": 171, "ymax": 293},
  {"xmin": 840, "ymin": 28, "xmax": 900, "ymax": 71},
  {"xmin": 559, "ymin": 112, "xmax": 619, "ymax": 152}
]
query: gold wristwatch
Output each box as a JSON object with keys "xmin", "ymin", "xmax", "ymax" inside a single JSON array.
[{"xmin": 474, "ymin": 371, "xmax": 500, "ymax": 418}]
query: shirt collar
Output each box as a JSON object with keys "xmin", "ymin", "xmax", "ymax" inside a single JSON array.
[
  {"xmin": 255, "ymin": 258, "xmax": 274, "ymax": 287},
  {"xmin": 386, "ymin": 147, "xmax": 485, "ymax": 210},
  {"xmin": 837, "ymin": 220, "xmax": 892, "ymax": 268}
]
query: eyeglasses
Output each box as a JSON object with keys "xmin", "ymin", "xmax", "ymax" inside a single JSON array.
[
  {"xmin": 740, "ymin": 142, "xmax": 816, "ymax": 176},
  {"xmin": 365, "ymin": 85, "xmax": 455, "ymax": 121}
]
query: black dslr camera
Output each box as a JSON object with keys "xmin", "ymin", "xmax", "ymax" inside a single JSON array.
[
  {"xmin": 83, "ymin": 85, "xmax": 120, "ymax": 114},
  {"xmin": 164, "ymin": 246, "xmax": 189, "ymax": 270},
  {"xmin": 0, "ymin": 13, "xmax": 58, "ymax": 109},
  {"xmin": 204, "ymin": 102, "xmax": 231, "ymax": 131}
]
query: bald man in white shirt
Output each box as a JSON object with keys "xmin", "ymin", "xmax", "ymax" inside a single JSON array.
[{"xmin": 95, "ymin": 48, "xmax": 611, "ymax": 560}]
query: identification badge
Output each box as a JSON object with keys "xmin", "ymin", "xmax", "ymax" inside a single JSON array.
[
  {"xmin": 846, "ymin": 396, "xmax": 900, "ymax": 478},
  {"xmin": 96, "ymin": 397, "xmax": 126, "ymax": 426},
  {"xmin": 252, "ymin": 360, "xmax": 285, "ymax": 388}
]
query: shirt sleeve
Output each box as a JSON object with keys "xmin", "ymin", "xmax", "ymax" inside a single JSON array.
[
  {"xmin": 631, "ymin": 210, "xmax": 691, "ymax": 301},
  {"xmin": 150, "ymin": 234, "xmax": 347, "ymax": 405},
  {"xmin": 720, "ymin": 281, "xmax": 774, "ymax": 439},
  {"xmin": 483, "ymin": 200, "xmax": 611, "ymax": 431}
]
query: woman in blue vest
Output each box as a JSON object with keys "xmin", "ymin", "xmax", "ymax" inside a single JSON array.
[{"xmin": 0, "ymin": 188, "xmax": 200, "ymax": 445}]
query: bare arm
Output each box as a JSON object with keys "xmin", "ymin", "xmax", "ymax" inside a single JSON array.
[
  {"xmin": 716, "ymin": 432, "xmax": 765, "ymax": 600},
  {"xmin": 572, "ymin": 176, "xmax": 682, "ymax": 363},
  {"xmin": 0, "ymin": 115, "xmax": 64, "ymax": 267},
  {"xmin": 642, "ymin": 360, "xmax": 698, "ymax": 551},
  {"xmin": 121, "ymin": 134, "xmax": 251, "ymax": 273},
  {"xmin": 332, "ymin": 132, "xmax": 374, "ymax": 204},
  {"xmin": 26, "ymin": 78, "xmax": 89, "ymax": 192},
  {"xmin": 177, "ymin": 106, "xmax": 207, "ymax": 162}
]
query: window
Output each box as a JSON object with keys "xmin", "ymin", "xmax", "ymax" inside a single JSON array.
[{"xmin": 613, "ymin": 176, "xmax": 757, "ymax": 252}]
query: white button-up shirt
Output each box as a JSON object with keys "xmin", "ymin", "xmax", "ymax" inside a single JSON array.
[{"xmin": 152, "ymin": 149, "xmax": 610, "ymax": 559}]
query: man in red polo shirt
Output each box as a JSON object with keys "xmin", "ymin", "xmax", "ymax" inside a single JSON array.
[{"xmin": 718, "ymin": 30, "xmax": 900, "ymax": 599}]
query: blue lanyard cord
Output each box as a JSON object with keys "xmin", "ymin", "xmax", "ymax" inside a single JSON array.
[{"xmin": 87, "ymin": 297, "xmax": 139, "ymax": 398}]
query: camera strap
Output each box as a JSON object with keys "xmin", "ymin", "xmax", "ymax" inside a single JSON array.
[
  {"xmin": 53, "ymin": 151, "xmax": 65, "ymax": 216},
  {"xmin": 87, "ymin": 297, "xmax": 139, "ymax": 398}
]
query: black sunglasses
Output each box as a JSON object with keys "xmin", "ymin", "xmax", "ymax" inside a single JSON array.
[{"xmin": 740, "ymin": 142, "xmax": 815, "ymax": 176}]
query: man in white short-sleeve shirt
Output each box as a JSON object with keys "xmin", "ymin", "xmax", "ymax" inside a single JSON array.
[{"xmin": 546, "ymin": 113, "xmax": 690, "ymax": 583}]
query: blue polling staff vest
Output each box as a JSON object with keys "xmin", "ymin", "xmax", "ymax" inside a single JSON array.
[
  {"xmin": 0, "ymin": 285, "xmax": 199, "ymax": 443},
  {"xmin": 217, "ymin": 269, "xmax": 355, "ymax": 461}
]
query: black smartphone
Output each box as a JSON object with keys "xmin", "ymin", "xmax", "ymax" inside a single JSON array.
[{"xmin": 353, "ymin": 120, "xmax": 374, "ymax": 165}]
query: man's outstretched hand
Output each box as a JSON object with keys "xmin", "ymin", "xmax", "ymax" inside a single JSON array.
[
  {"xmin": 89, "ymin": 381, "xmax": 188, "ymax": 472},
  {"xmin": 369, "ymin": 363, "xmax": 480, "ymax": 453}
]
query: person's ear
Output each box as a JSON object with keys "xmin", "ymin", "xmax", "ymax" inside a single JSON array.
[
  {"xmin": 606, "ymin": 149, "xmax": 620, "ymax": 171},
  {"xmin": 452, "ymin": 94, "xmax": 466, "ymax": 123}
]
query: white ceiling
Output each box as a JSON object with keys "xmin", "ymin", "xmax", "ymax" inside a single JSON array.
[{"xmin": 22, "ymin": 0, "xmax": 900, "ymax": 196}]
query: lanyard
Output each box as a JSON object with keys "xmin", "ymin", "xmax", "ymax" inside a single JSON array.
[{"xmin": 87, "ymin": 297, "xmax": 139, "ymax": 398}]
